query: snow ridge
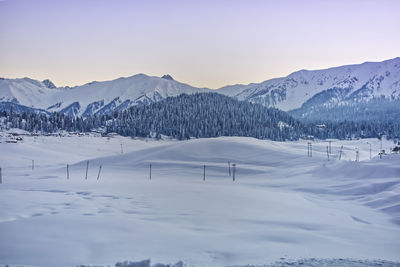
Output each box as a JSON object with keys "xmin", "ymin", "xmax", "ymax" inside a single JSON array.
[
  {"xmin": 0, "ymin": 58, "xmax": 399, "ymax": 116},
  {"xmin": 225, "ymin": 57, "xmax": 400, "ymax": 111}
]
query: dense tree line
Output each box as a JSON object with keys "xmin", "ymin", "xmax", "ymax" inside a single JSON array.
[
  {"xmin": 304, "ymin": 120, "xmax": 400, "ymax": 140},
  {"xmin": 0, "ymin": 108, "xmax": 106, "ymax": 133},
  {"xmin": 1, "ymin": 93, "xmax": 399, "ymax": 141},
  {"xmin": 107, "ymin": 93, "xmax": 303, "ymax": 140},
  {"xmin": 290, "ymin": 97, "xmax": 400, "ymax": 123}
]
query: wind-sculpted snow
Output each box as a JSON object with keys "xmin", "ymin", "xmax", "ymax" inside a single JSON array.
[
  {"xmin": 2, "ymin": 258, "xmax": 399, "ymax": 267},
  {"xmin": 230, "ymin": 258, "xmax": 400, "ymax": 267},
  {"xmin": 0, "ymin": 135, "xmax": 399, "ymax": 266}
]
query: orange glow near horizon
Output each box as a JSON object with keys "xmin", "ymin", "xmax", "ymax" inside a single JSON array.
[{"xmin": 1, "ymin": 0, "xmax": 399, "ymax": 88}]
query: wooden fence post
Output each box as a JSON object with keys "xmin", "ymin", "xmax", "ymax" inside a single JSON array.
[
  {"xmin": 203, "ymin": 165, "xmax": 206, "ymax": 181},
  {"xmin": 355, "ymin": 148, "xmax": 359, "ymax": 162},
  {"xmin": 232, "ymin": 164, "xmax": 236, "ymax": 181},
  {"xmin": 326, "ymin": 146, "xmax": 330, "ymax": 161},
  {"xmin": 149, "ymin": 163, "xmax": 152, "ymax": 180},
  {"xmin": 97, "ymin": 165, "xmax": 102, "ymax": 180},
  {"xmin": 329, "ymin": 140, "xmax": 332, "ymax": 154},
  {"xmin": 85, "ymin": 161, "xmax": 89, "ymax": 180},
  {"xmin": 228, "ymin": 161, "xmax": 231, "ymax": 176}
]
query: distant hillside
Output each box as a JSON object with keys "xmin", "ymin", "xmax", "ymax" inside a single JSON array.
[
  {"xmin": 1, "ymin": 57, "xmax": 399, "ymax": 122},
  {"xmin": 107, "ymin": 93, "xmax": 303, "ymax": 141},
  {"xmin": 218, "ymin": 57, "xmax": 400, "ymax": 113},
  {"xmin": 289, "ymin": 97, "xmax": 400, "ymax": 122},
  {"xmin": 1, "ymin": 93, "xmax": 399, "ymax": 140},
  {"xmin": 0, "ymin": 74, "xmax": 211, "ymax": 117}
]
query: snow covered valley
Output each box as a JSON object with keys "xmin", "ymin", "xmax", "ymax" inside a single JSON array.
[{"xmin": 0, "ymin": 135, "xmax": 399, "ymax": 267}]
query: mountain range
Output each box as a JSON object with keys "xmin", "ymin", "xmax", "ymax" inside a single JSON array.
[{"xmin": 1, "ymin": 57, "xmax": 399, "ymax": 120}]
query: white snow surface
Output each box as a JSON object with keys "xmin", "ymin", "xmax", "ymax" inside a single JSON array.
[
  {"xmin": 0, "ymin": 74, "xmax": 211, "ymax": 115},
  {"xmin": 0, "ymin": 78, "xmax": 55, "ymax": 108},
  {"xmin": 227, "ymin": 57, "xmax": 400, "ymax": 110},
  {"xmin": 0, "ymin": 136, "xmax": 399, "ymax": 267}
]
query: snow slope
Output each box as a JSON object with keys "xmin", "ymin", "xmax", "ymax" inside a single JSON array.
[
  {"xmin": 0, "ymin": 136, "xmax": 399, "ymax": 266},
  {"xmin": 0, "ymin": 74, "xmax": 211, "ymax": 116},
  {"xmin": 1, "ymin": 57, "xmax": 400, "ymax": 116},
  {"xmin": 218, "ymin": 57, "xmax": 400, "ymax": 111},
  {"xmin": 216, "ymin": 84, "xmax": 248, "ymax": 96},
  {"xmin": 0, "ymin": 77, "xmax": 56, "ymax": 108}
]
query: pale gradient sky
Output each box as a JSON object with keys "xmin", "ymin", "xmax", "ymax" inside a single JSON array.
[{"xmin": 0, "ymin": 0, "xmax": 399, "ymax": 88}]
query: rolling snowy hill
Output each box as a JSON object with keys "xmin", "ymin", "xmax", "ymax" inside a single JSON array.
[{"xmin": 0, "ymin": 135, "xmax": 399, "ymax": 266}]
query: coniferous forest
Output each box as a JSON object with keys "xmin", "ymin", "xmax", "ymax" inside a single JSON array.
[{"xmin": 1, "ymin": 93, "xmax": 399, "ymax": 141}]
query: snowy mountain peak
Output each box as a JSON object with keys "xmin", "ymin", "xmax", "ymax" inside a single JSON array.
[
  {"xmin": 0, "ymin": 73, "xmax": 212, "ymax": 116},
  {"xmin": 161, "ymin": 74, "xmax": 174, "ymax": 80},
  {"xmin": 1, "ymin": 57, "xmax": 399, "ymax": 118},
  {"xmin": 221, "ymin": 57, "xmax": 400, "ymax": 111},
  {"xmin": 42, "ymin": 79, "xmax": 56, "ymax": 89}
]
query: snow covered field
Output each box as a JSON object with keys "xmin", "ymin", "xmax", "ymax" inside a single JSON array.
[{"xmin": 0, "ymin": 135, "xmax": 399, "ymax": 267}]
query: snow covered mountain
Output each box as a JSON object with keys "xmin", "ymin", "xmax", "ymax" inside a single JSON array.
[
  {"xmin": 0, "ymin": 74, "xmax": 211, "ymax": 116},
  {"xmin": 1, "ymin": 57, "xmax": 399, "ymax": 118},
  {"xmin": 0, "ymin": 77, "xmax": 56, "ymax": 109},
  {"xmin": 218, "ymin": 57, "xmax": 400, "ymax": 112}
]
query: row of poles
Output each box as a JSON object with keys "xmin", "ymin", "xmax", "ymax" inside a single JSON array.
[
  {"xmin": 0, "ymin": 159, "xmax": 236, "ymax": 184},
  {"xmin": 308, "ymin": 141, "xmax": 367, "ymax": 162},
  {"xmin": 201, "ymin": 161, "xmax": 237, "ymax": 182},
  {"xmin": 308, "ymin": 141, "xmax": 333, "ymax": 159},
  {"xmin": 0, "ymin": 140, "xmax": 382, "ymax": 185},
  {"xmin": 67, "ymin": 161, "xmax": 237, "ymax": 181},
  {"xmin": 122, "ymin": 143, "xmax": 237, "ymax": 181},
  {"xmin": 149, "ymin": 162, "xmax": 237, "ymax": 181},
  {"xmin": 66, "ymin": 161, "xmax": 102, "ymax": 180}
]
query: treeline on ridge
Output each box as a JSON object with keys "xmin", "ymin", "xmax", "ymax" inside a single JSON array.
[{"xmin": 0, "ymin": 93, "xmax": 399, "ymax": 141}]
